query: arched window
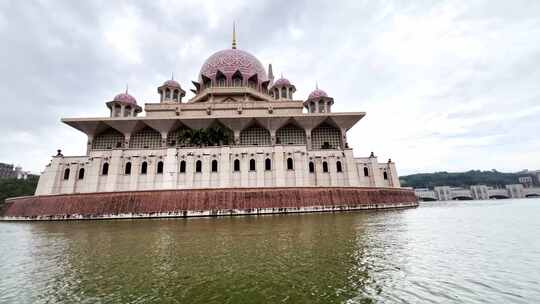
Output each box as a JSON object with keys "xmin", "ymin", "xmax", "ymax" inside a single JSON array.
[
  {"xmin": 383, "ymin": 171, "xmax": 388, "ymax": 180},
  {"xmin": 363, "ymin": 167, "xmax": 369, "ymax": 177},
  {"xmin": 216, "ymin": 71, "xmax": 226, "ymax": 87},
  {"xmin": 102, "ymin": 163, "xmax": 109, "ymax": 175},
  {"xmin": 63, "ymin": 168, "xmax": 70, "ymax": 180},
  {"xmin": 265, "ymin": 158, "xmax": 271, "ymax": 171},
  {"xmin": 336, "ymin": 161, "xmax": 342, "ymax": 173},
  {"xmin": 157, "ymin": 161, "xmax": 164, "ymax": 174},
  {"xmin": 287, "ymin": 157, "xmax": 294, "ymax": 170},
  {"xmin": 179, "ymin": 160, "xmax": 186, "ymax": 173},
  {"xmin": 323, "ymin": 161, "xmax": 328, "ymax": 173},
  {"xmin": 195, "ymin": 160, "xmax": 202, "ymax": 173},
  {"xmin": 211, "ymin": 160, "xmax": 218, "ymax": 172},
  {"xmin": 125, "ymin": 162, "xmax": 132, "ymax": 175},
  {"xmin": 309, "ymin": 161, "xmax": 315, "ymax": 173},
  {"xmin": 165, "ymin": 88, "xmax": 171, "ymax": 98},
  {"xmin": 233, "ymin": 159, "xmax": 240, "ymax": 172},
  {"xmin": 141, "ymin": 161, "xmax": 148, "ymax": 175},
  {"xmin": 78, "ymin": 168, "xmax": 85, "ymax": 180},
  {"xmin": 249, "ymin": 159, "xmax": 256, "ymax": 171}
]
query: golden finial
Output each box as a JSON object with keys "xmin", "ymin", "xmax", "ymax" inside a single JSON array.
[{"xmin": 232, "ymin": 21, "xmax": 237, "ymax": 49}]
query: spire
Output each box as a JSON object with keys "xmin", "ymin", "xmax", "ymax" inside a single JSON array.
[
  {"xmin": 280, "ymin": 73, "xmax": 284, "ymax": 78},
  {"xmin": 315, "ymin": 81, "xmax": 318, "ymax": 90},
  {"xmin": 171, "ymin": 72, "xmax": 174, "ymax": 80},
  {"xmin": 232, "ymin": 21, "xmax": 237, "ymax": 49},
  {"xmin": 268, "ymin": 64, "xmax": 274, "ymax": 78},
  {"xmin": 125, "ymin": 84, "xmax": 129, "ymax": 94}
]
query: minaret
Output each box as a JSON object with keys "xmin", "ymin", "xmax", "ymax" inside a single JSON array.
[
  {"xmin": 268, "ymin": 64, "xmax": 274, "ymax": 87},
  {"xmin": 232, "ymin": 21, "xmax": 237, "ymax": 49}
]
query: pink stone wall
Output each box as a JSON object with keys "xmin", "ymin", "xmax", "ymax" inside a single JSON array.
[{"xmin": 1, "ymin": 187, "xmax": 417, "ymax": 219}]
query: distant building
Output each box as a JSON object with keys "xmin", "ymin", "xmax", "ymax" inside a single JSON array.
[
  {"xmin": 518, "ymin": 176, "xmax": 533, "ymax": 188},
  {"xmin": 0, "ymin": 163, "xmax": 30, "ymax": 180}
]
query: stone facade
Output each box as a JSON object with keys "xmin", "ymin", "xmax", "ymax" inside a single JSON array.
[{"xmin": 35, "ymin": 37, "xmax": 402, "ymax": 196}]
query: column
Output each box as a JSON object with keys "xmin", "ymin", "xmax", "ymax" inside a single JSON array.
[
  {"xmin": 86, "ymin": 135, "xmax": 94, "ymax": 156},
  {"xmin": 294, "ymin": 152, "xmax": 306, "ymax": 187},
  {"xmin": 86, "ymin": 156, "xmax": 102, "ymax": 193},
  {"xmin": 274, "ymin": 146, "xmax": 285, "ymax": 186},
  {"xmin": 305, "ymin": 129, "xmax": 312, "ymax": 150},
  {"xmin": 329, "ymin": 158, "xmax": 338, "ymax": 186},
  {"xmin": 240, "ymin": 155, "xmax": 248, "ymax": 187},
  {"xmin": 343, "ymin": 150, "xmax": 359, "ymax": 187},
  {"xmin": 201, "ymin": 155, "xmax": 210, "ymax": 188},
  {"xmin": 162, "ymin": 148, "xmax": 177, "ymax": 189},
  {"xmin": 219, "ymin": 147, "xmax": 230, "ymax": 188},
  {"xmin": 185, "ymin": 154, "xmax": 194, "ymax": 188},
  {"xmin": 256, "ymin": 153, "xmax": 265, "ymax": 187},
  {"xmin": 106, "ymin": 149, "xmax": 123, "ymax": 192}
]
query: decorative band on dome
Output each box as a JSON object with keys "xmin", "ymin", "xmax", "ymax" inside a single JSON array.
[
  {"xmin": 113, "ymin": 93, "xmax": 137, "ymax": 105},
  {"xmin": 199, "ymin": 49, "xmax": 267, "ymax": 83},
  {"xmin": 308, "ymin": 88, "xmax": 328, "ymax": 100}
]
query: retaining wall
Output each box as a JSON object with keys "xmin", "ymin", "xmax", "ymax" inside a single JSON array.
[{"xmin": 0, "ymin": 187, "xmax": 417, "ymax": 221}]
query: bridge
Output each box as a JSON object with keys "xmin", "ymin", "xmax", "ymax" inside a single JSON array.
[{"xmin": 414, "ymin": 184, "xmax": 540, "ymax": 201}]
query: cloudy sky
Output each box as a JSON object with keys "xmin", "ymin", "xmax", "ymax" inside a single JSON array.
[{"xmin": 1, "ymin": 0, "xmax": 539, "ymax": 175}]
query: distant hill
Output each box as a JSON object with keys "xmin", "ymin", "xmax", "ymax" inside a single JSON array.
[
  {"xmin": 400, "ymin": 170, "xmax": 524, "ymax": 189},
  {"xmin": 0, "ymin": 176, "xmax": 39, "ymax": 203}
]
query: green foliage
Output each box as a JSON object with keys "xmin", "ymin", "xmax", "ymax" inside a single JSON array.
[
  {"xmin": 176, "ymin": 126, "xmax": 232, "ymax": 147},
  {"xmin": 0, "ymin": 176, "xmax": 39, "ymax": 204},
  {"xmin": 400, "ymin": 170, "xmax": 522, "ymax": 189}
]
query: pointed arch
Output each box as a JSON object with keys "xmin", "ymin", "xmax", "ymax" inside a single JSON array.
[
  {"xmin": 276, "ymin": 123, "xmax": 306, "ymax": 145},
  {"xmin": 312, "ymin": 122, "xmax": 341, "ymax": 150},
  {"xmin": 233, "ymin": 159, "xmax": 240, "ymax": 172},
  {"xmin": 63, "ymin": 168, "xmax": 70, "ymax": 180},
  {"xmin": 232, "ymin": 70, "xmax": 243, "ymax": 87},
  {"xmin": 216, "ymin": 70, "xmax": 226, "ymax": 87},
  {"xmin": 211, "ymin": 159, "xmax": 218, "ymax": 172},
  {"xmin": 125, "ymin": 162, "xmax": 132, "ymax": 175},
  {"xmin": 179, "ymin": 160, "xmax": 186, "ymax": 173},
  {"xmin": 309, "ymin": 161, "xmax": 315, "ymax": 173},
  {"xmin": 240, "ymin": 123, "xmax": 271, "ymax": 146},
  {"xmin": 141, "ymin": 161, "xmax": 148, "ymax": 174},
  {"xmin": 287, "ymin": 157, "xmax": 294, "ymax": 170},
  {"xmin": 363, "ymin": 167, "xmax": 369, "ymax": 177},
  {"xmin": 102, "ymin": 163, "xmax": 109, "ymax": 175},
  {"xmin": 157, "ymin": 161, "xmax": 164, "ymax": 174},
  {"xmin": 249, "ymin": 159, "xmax": 256, "ymax": 171},
  {"xmin": 129, "ymin": 127, "xmax": 161, "ymax": 149},
  {"xmin": 195, "ymin": 160, "xmax": 202, "ymax": 172},
  {"xmin": 336, "ymin": 161, "xmax": 342, "ymax": 173},
  {"xmin": 78, "ymin": 168, "xmax": 85, "ymax": 180},
  {"xmin": 322, "ymin": 161, "xmax": 329, "ymax": 173},
  {"xmin": 265, "ymin": 158, "xmax": 272, "ymax": 171},
  {"xmin": 92, "ymin": 128, "xmax": 124, "ymax": 150}
]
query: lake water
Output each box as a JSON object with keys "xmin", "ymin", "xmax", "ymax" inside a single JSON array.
[{"xmin": 1, "ymin": 199, "xmax": 539, "ymax": 303}]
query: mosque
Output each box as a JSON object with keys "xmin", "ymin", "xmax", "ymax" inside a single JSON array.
[{"xmin": 1, "ymin": 28, "xmax": 416, "ymax": 220}]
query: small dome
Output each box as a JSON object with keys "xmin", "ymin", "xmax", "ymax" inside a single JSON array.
[
  {"xmin": 273, "ymin": 77, "xmax": 291, "ymax": 87},
  {"xmin": 113, "ymin": 92, "xmax": 137, "ymax": 105},
  {"xmin": 308, "ymin": 88, "xmax": 328, "ymax": 100},
  {"xmin": 163, "ymin": 79, "xmax": 181, "ymax": 88}
]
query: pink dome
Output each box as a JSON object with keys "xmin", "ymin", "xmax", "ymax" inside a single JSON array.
[
  {"xmin": 273, "ymin": 77, "xmax": 291, "ymax": 87},
  {"xmin": 308, "ymin": 88, "xmax": 328, "ymax": 99},
  {"xmin": 163, "ymin": 79, "xmax": 181, "ymax": 88},
  {"xmin": 113, "ymin": 93, "xmax": 137, "ymax": 105},
  {"xmin": 199, "ymin": 49, "xmax": 267, "ymax": 84}
]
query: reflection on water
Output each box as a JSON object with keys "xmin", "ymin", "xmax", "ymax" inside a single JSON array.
[{"xmin": 1, "ymin": 199, "xmax": 540, "ymax": 303}]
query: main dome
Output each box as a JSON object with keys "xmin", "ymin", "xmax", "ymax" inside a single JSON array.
[{"xmin": 199, "ymin": 49, "xmax": 267, "ymax": 83}]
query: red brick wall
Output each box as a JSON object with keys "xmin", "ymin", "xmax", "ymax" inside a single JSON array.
[{"xmin": 1, "ymin": 187, "xmax": 417, "ymax": 218}]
